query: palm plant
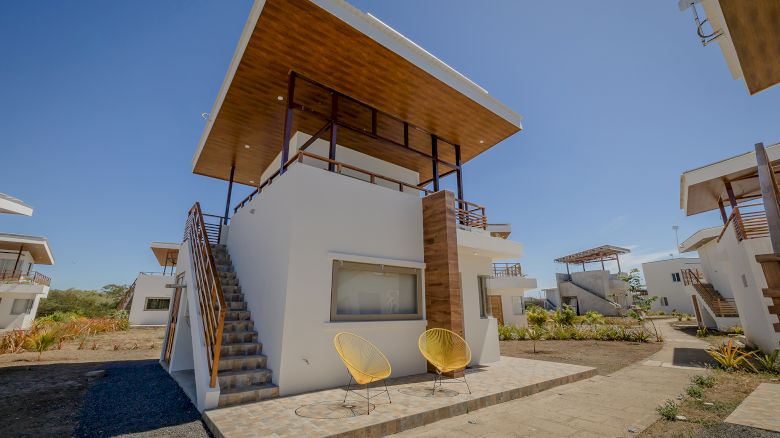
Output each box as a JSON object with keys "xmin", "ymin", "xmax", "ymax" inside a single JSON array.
[
  {"xmin": 707, "ymin": 340, "xmax": 757, "ymax": 372},
  {"xmin": 24, "ymin": 329, "xmax": 58, "ymax": 361},
  {"xmin": 754, "ymin": 349, "xmax": 779, "ymax": 374}
]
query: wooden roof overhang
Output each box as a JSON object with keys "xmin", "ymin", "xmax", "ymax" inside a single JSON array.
[
  {"xmin": 554, "ymin": 245, "xmax": 631, "ymax": 265},
  {"xmin": 715, "ymin": 0, "xmax": 780, "ymax": 95},
  {"xmin": 150, "ymin": 242, "xmax": 179, "ymax": 267},
  {"xmin": 680, "ymin": 143, "xmax": 780, "ymax": 216},
  {"xmin": 0, "ymin": 233, "xmax": 54, "ymax": 265},
  {"xmin": 193, "ymin": 0, "xmax": 523, "ymax": 186}
]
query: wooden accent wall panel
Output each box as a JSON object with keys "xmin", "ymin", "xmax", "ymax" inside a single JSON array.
[
  {"xmin": 755, "ymin": 254, "xmax": 780, "ymax": 333},
  {"xmin": 422, "ymin": 190, "xmax": 464, "ymax": 336}
]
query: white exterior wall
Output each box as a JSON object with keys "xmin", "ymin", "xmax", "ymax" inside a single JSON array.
[
  {"xmin": 0, "ymin": 252, "xmax": 48, "ymax": 330},
  {"xmin": 229, "ymin": 163, "xmax": 427, "ymax": 396},
  {"xmin": 487, "ymin": 276, "xmax": 538, "ymax": 327},
  {"xmin": 458, "ymin": 253, "xmax": 500, "ymax": 365},
  {"xmin": 642, "ymin": 258, "xmax": 699, "ymax": 315},
  {"xmin": 128, "ymin": 273, "xmax": 175, "ymax": 326},
  {"xmin": 717, "ymin": 227, "xmax": 780, "ymax": 353}
]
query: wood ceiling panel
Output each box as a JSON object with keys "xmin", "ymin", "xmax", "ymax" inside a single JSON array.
[
  {"xmin": 720, "ymin": 0, "xmax": 780, "ymax": 95},
  {"xmin": 194, "ymin": 0, "xmax": 521, "ymax": 186}
]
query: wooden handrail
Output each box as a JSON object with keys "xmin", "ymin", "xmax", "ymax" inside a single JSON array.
[
  {"xmin": 231, "ymin": 151, "xmax": 489, "ymax": 229},
  {"xmin": 718, "ymin": 202, "xmax": 768, "ymax": 243},
  {"xmin": 681, "ymin": 268, "xmax": 738, "ymax": 317},
  {"xmin": 185, "ymin": 202, "xmax": 226, "ymax": 388},
  {"xmin": 0, "ymin": 270, "xmax": 51, "ymax": 287}
]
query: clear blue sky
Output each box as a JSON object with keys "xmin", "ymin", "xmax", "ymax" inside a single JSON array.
[{"xmin": 1, "ymin": 1, "xmax": 779, "ymax": 291}]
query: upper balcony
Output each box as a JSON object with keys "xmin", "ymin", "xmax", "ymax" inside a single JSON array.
[{"xmin": 0, "ymin": 270, "xmax": 51, "ymax": 287}]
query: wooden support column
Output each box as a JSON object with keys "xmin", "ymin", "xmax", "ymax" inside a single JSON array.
[
  {"xmin": 431, "ymin": 135, "xmax": 440, "ymax": 192},
  {"xmin": 616, "ymin": 254, "xmax": 622, "ymax": 273},
  {"xmin": 328, "ymin": 93, "xmax": 338, "ymax": 172},
  {"xmin": 724, "ymin": 179, "xmax": 738, "ymax": 208},
  {"xmin": 223, "ymin": 165, "xmax": 235, "ymax": 225},
  {"xmin": 454, "ymin": 144, "xmax": 464, "ymax": 201},
  {"xmin": 566, "ymin": 263, "xmax": 570, "ymax": 275},
  {"xmin": 717, "ymin": 198, "xmax": 728, "ymax": 224},
  {"xmin": 422, "ymin": 190, "xmax": 465, "ymax": 375},
  {"xmin": 12, "ymin": 245, "xmax": 23, "ymax": 272},
  {"xmin": 280, "ymin": 72, "xmax": 296, "ymax": 175}
]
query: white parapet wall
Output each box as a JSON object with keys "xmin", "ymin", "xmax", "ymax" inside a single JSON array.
[{"xmin": 128, "ymin": 273, "xmax": 175, "ymax": 326}]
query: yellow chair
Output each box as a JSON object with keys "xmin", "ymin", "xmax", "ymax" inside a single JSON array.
[
  {"xmin": 333, "ymin": 332, "xmax": 392, "ymax": 413},
  {"xmin": 418, "ymin": 328, "xmax": 472, "ymax": 395}
]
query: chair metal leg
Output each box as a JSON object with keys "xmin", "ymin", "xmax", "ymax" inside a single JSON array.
[
  {"xmin": 366, "ymin": 379, "xmax": 371, "ymax": 415},
  {"xmin": 343, "ymin": 375, "xmax": 353, "ymax": 403},
  {"xmin": 383, "ymin": 379, "xmax": 392, "ymax": 404},
  {"xmin": 463, "ymin": 371, "xmax": 472, "ymax": 394}
]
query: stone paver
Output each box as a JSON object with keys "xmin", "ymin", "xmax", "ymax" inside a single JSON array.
[
  {"xmin": 203, "ymin": 356, "xmax": 595, "ymax": 438},
  {"xmin": 725, "ymin": 383, "xmax": 780, "ymax": 432},
  {"xmin": 394, "ymin": 320, "xmax": 707, "ymax": 437}
]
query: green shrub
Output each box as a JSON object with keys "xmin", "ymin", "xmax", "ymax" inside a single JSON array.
[
  {"xmin": 691, "ymin": 374, "xmax": 715, "ymax": 388},
  {"xmin": 686, "ymin": 385, "xmax": 703, "ymax": 398},
  {"xmin": 696, "ymin": 327, "xmax": 708, "ymax": 338},
  {"xmin": 24, "ymin": 329, "xmax": 58, "ymax": 361},
  {"xmin": 728, "ymin": 326, "xmax": 745, "ymax": 335},
  {"xmin": 526, "ymin": 305, "xmax": 548, "ymax": 327},
  {"xmin": 498, "ymin": 325, "xmax": 513, "ymax": 341},
  {"xmin": 656, "ymin": 400, "xmax": 679, "ymax": 420},
  {"xmin": 552, "ymin": 305, "xmax": 576, "ymax": 326},
  {"xmin": 755, "ymin": 349, "xmax": 779, "ymax": 374},
  {"xmin": 583, "ymin": 310, "xmax": 605, "ymax": 326}
]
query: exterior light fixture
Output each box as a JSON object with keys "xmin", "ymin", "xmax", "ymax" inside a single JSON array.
[
  {"xmin": 244, "ymin": 144, "xmax": 251, "ymax": 149},
  {"xmin": 249, "ymin": 180, "xmax": 255, "ymax": 184},
  {"xmin": 479, "ymin": 140, "xmax": 484, "ymax": 144},
  {"xmin": 277, "ymin": 96, "xmax": 284, "ymax": 101}
]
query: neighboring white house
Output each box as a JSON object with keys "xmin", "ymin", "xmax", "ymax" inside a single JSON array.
[
  {"xmin": 162, "ymin": 0, "xmax": 532, "ymax": 412},
  {"xmin": 641, "ymin": 258, "xmax": 699, "ymax": 315},
  {"xmin": 0, "ymin": 194, "xmax": 55, "ymax": 331},
  {"xmin": 486, "ymin": 262, "xmax": 538, "ymax": 327},
  {"xmin": 123, "ymin": 242, "xmax": 179, "ymax": 326},
  {"xmin": 549, "ymin": 245, "xmax": 631, "ymax": 316},
  {"xmin": 679, "ymin": 143, "xmax": 780, "ymax": 353}
]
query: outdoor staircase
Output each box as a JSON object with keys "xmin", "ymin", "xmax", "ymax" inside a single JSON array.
[
  {"xmin": 211, "ymin": 244, "xmax": 279, "ymax": 407},
  {"xmin": 562, "ymin": 281, "xmax": 623, "ymax": 312},
  {"xmin": 683, "ymin": 271, "xmax": 739, "ymax": 318}
]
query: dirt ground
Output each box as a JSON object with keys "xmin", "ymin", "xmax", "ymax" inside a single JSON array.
[
  {"xmin": 500, "ymin": 339, "xmax": 664, "ymax": 375},
  {"xmin": 640, "ymin": 370, "xmax": 780, "ymax": 438},
  {"xmin": 0, "ymin": 327, "xmax": 208, "ymax": 437}
]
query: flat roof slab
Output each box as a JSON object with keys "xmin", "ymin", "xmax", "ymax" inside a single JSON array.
[
  {"xmin": 724, "ymin": 383, "xmax": 780, "ymax": 433},
  {"xmin": 203, "ymin": 356, "xmax": 594, "ymax": 438}
]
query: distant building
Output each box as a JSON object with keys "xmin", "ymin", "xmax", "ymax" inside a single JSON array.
[{"xmin": 641, "ymin": 258, "xmax": 700, "ymax": 315}]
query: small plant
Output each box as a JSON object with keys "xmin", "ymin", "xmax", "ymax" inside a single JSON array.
[
  {"xmin": 708, "ymin": 340, "xmax": 757, "ymax": 372},
  {"xmin": 77, "ymin": 336, "xmax": 87, "ymax": 350},
  {"xmin": 91, "ymin": 341, "xmax": 98, "ymax": 350},
  {"xmin": 527, "ymin": 327, "xmax": 543, "ymax": 353},
  {"xmin": 112, "ymin": 343, "xmax": 120, "ymax": 351},
  {"xmin": 696, "ymin": 327, "xmax": 708, "ymax": 338},
  {"xmin": 498, "ymin": 324, "xmax": 513, "ymax": 341},
  {"xmin": 728, "ymin": 326, "xmax": 745, "ymax": 335},
  {"xmin": 691, "ymin": 374, "xmax": 715, "ymax": 388},
  {"xmin": 583, "ymin": 310, "xmax": 605, "ymax": 326},
  {"xmin": 552, "ymin": 305, "xmax": 576, "ymax": 326},
  {"xmin": 24, "ymin": 329, "xmax": 58, "ymax": 361},
  {"xmin": 686, "ymin": 385, "xmax": 703, "ymax": 398},
  {"xmin": 754, "ymin": 349, "xmax": 780, "ymax": 374},
  {"xmin": 526, "ymin": 305, "xmax": 548, "ymax": 327},
  {"xmin": 656, "ymin": 399, "xmax": 679, "ymax": 420},
  {"xmin": 0, "ymin": 329, "xmax": 28, "ymax": 354}
]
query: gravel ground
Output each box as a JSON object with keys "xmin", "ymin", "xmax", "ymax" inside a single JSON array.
[
  {"xmin": 694, "ymin": 423, "xmax": 780, "ymax": 438},
  {"xmin": 74, "ymin": 360, "xmax": 211, "ymax": 438}
]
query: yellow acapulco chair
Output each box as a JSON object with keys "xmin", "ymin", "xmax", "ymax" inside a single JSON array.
[
  {"xmin": 418, "ymin": 328, "xmax": 472, "ymax": 395},
  {"xmin": 333, "ymin": 332, "xmax": 392, "ymax": 414}
]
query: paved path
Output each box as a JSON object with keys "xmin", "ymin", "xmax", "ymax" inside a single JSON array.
[{"xmin": 395, "ymin": 320, "xmax": 709, "ymax": 437}]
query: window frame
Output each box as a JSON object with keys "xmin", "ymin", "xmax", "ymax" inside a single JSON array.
[
  {"xmin": 478, "ymin": 275, "xmax": 491, "ymax": 318},
  {"xmin": 10, "ymin": 298, "xmax": 33, "ymax": 315},
  {"xmin": 330, "ymin": 260, "xmax": 423, "ymax": 322},
  {"xmin": 144, "ymin": 297, "xmax": 171, "ymax": 311},
  {"xmin": 671, "ymin": 272, "xmax": 681, "ymax": 283}
]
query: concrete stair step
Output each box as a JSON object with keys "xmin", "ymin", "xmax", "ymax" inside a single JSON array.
[
  {"xmin": 763, "ymin": 288, "xmax": 780, "ymax": 298},
  {"xmin": 218, "ymin": 271, "xmax": 237, "ymax": 280},
  {"xmin": 219, "ymin": 354, "xmax": 268, "ymax": 371},
  {"xmin": 223, "ymin": 320, "xmax": 254, "ymax": 332},
  {"xmin": 222, "ymin": 285, "xmax": 241, "ymax": 294},
  {"xmin": 218, "ymin": 383, "xmax": 279, "ymax": 408},
  {"xmin": 227, "ymin": 301, "xmax": 247, "ymax": 311},
  {"xmin": 217, "ymin": 265, "xmax": 234, "ymax": 273},
  {"xmin": 218, "ymin": 368, "xmax": 272, "ymax": 390},
  {"xmin": 223, "ymin": 292, "xmax": 245, "ymax": 302},
  {"xmin": 225, "ymin": 310, "xmax": 252, "ymax": 321},
  {"xmin": 774, "ymin": 323, "xmax": 780, "ymax": 332},
  {"xmin": 222, "ymin": 330, "xmax": 258, "ymax": 344},
  {"xmin": 220, "ymin": 342, "xmax": 262, "ymax": 356}
]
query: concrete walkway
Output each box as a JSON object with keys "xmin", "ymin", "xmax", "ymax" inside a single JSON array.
[{"xmin": 395, "ymin": 320, "xmax": 710, "ymax": 437}]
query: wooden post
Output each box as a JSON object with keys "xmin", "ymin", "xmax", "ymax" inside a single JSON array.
[
  {"xmin": 601, "ymin": 258, "xmax": 605, "ymax": 270},
  {"xmin": 454, "ymin": 144, "xmax": 464, "ymax": 202},
  {"xmin": 280, "ymin": 72, "xmax": 296, "ymax": 175},
  {"xmin": 431, "ymin": 135, "xmax": 440, "ymax": 192},
  {"xmin": 12, "ymin": 245, "xmax": 23, "ymax": 273},
  {"xmin": 616, "ymin": 254, "xmax": 622, "ymax": 273},
  {"xmin": 755, "ymin": 142, "xmax": 780, "ymax": 253},
  {"xmin": 582, "ymin": 262, "xmax": 586, "ymax": 272},
  {"xmin": 724, "ymin": 179, "xmax": 738, "ymax": 208},
  {"xmin": 223, "ymin": 165, "xmax": 234, "ymax": 225},
  {"xmin": 717, "ymin": 198, "xmax": 728, "ymax": 224},
  {"xmin": 328, "ymin": 93, "xmax": 338, "ymax": 172}
]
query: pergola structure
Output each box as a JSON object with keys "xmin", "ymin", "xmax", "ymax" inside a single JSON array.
[
  {"xmin": 554, "ymin": 245, "xmax": 630, "ymax": 274},
  {"xmin": 191, "ymin": 0, "xmax": 523, "ymax": 224}
]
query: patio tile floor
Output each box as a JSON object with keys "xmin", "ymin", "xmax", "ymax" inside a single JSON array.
[
  {"xmin": 203, "ymin": 356, "xmax": 595, "ymax": 438},
  {"xmin": 725, "ymin": 383, "xmax": 780, "ymax": 433}
]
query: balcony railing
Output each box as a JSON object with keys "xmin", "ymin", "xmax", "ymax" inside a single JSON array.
[
  {"xmin": 233, "ymin": 151, "xmax": 488, "ymax": 229},
  {"xmin": 681, "ymin": 268, "xmax": 738, "ymax": 317},
  {"xmin": 492, "ymin": 263, "xmax": 523, "ymax": 277},
  {"xmin": 0, "ymin": 270, "xmax": 51, "ymax": 287},
  {"xmin": 719, "ymin": 203, "xmax": 769, "ymax": 243}
]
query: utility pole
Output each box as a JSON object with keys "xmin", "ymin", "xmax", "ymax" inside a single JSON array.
[{"xmin": 672, "ymin": 225, "xmax": 680, "ymax": 256}]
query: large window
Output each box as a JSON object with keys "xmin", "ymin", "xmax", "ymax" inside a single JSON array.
[
  {"xmin": 10, "ymin": 299, "xmax": 33, "ymax": 315},
  {"xmin": 144, "ymin": 297, "xmax": 171, "ymax": 311},
  {"xmin": 331, "ymin": 260, "xmax": 422, "ymax": 321}
]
